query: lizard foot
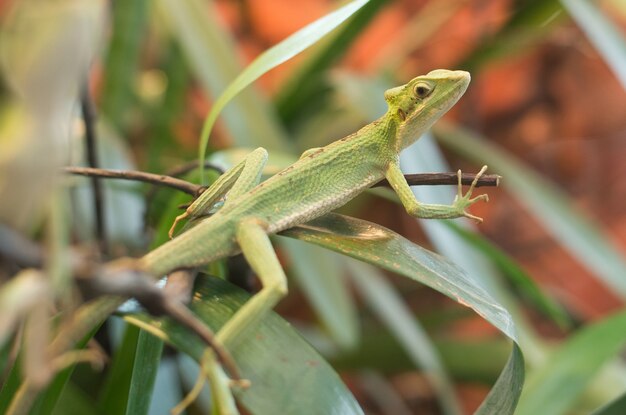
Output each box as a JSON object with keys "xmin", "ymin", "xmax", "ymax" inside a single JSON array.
[{"xmin": 452, "ymin": 165, "xmax": 489, "ymax": 223}]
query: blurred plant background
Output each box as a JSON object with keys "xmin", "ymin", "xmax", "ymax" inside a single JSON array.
[{"xmin": 0, "ymin": 0, "xmax": 625, "ymax": 414}]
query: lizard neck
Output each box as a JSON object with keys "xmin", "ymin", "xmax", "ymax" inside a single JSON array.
[{"xmin": 369, "ymin": 109, "xmax": 403, "ymax": 158}]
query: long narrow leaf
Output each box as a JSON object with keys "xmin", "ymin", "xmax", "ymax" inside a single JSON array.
[
  {"xmin": 275, "ymin": 0, "xmax": 388, "ymax": 125},
  {"xmin": 195, "ymin": 0, "xmax": 370, "ymax": 174},
  {"xmin": 476, "ymin": 344, "xmax": 525, "ymax": 415},
  {"xmin": 347, "ymin": 260, "xmax": 462, "ymax": 415},
  {"xmin": 101, "ymin": 0, "xmax": 149, "ymax": 131},
  {"xmin": 281, "ymin": 239, "xmax": 359, "ymax": 350},
  {"xmin": 156, "ymin": 0, "xmax": 290, "ymax": 153},
  {"xmin": 125, "ymin": 331, "xmax": 164, "ymax": 415},
  {"xmin": 125, "ymin": 275, "xmax": 364, "ymax": 415},
  {"xmin": 444, "ymin": 220, "xmax": 571, "ymax": 329},
  {"xmin": 591, "ymin": 391, "xmax": 626, "ymax": 415},
  {"xmin": 517, "ymin": 309, "xmax": 626, "ymax": 415},
  {"xmin": 281, "ymin": 213, "xmax": 516, "ymax": 340},
  {"xmin": 560, "ymin": 0, "xmax": 626, "ymax": 89},
  {"xmin": 97, "ymin": 325, "xmax": 140, "ymax": 414},
  {"xmin": 281, "ymin": 213, "xmax": 524, "ymax": 413}
]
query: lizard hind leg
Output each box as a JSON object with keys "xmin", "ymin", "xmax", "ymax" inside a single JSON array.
[
  {"xmin": 172, "ymin": 216, "xmax": 282, "ymax": 414},
  {"xmin": 216, "ymin": 217, "xmax": 288, "ymax": 346}
]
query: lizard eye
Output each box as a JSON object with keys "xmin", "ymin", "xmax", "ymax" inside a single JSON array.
[{"xmin": 414, "ymin": 82, "xmax": 433, "ymax": 99}]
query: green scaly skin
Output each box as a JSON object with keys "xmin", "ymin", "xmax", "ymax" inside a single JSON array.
[{"xmin": 141, "ymin": 69, "xmax": 481, "ymax": 276}]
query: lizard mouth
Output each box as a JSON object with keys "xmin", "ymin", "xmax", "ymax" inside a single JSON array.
[{"xmin": 423, "ymin": 73, "xmax": 470, "ymax": 116}]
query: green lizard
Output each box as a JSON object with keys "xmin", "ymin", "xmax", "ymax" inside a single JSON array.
[
  {"xmin": 140, "ymin": 69, "xmax": 488, "ymax": 348},
  {"xmin": 8, "ymin": 69, "xmax": 490, "ymax": 415},
  {"xmin": 9, "ymin": 70, "xmax": 487, "ymax": 413}
]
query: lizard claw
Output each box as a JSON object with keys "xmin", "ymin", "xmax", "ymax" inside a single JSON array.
[
  {"xmin": 168, "ymin": 212, "xmax": 189, "ymax": 239},
  {"xmin": 453, "ymin": 165, "xmax": 489, "ymax": 222},
  {"xmin": 463, "ymin": 211, "xmax": 484, "ymax": 223},
  {"xmin": 471, "ymin": 194, "xmax": 489, "ymax": 203}
]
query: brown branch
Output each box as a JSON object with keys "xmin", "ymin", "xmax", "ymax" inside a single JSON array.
[
  {"xmin": 164, "ymin": 160, "xmax": 224, "ymax": 178},
  {"xmin": 374, "ymin": 172, "xmax": 500, "ymax": 188},
  {"xmin": 65, "ymin": 167, "xmax": 499, "ymax": 201},
  {"xmin": 77, "ymin": 265, "xmax": 241, "ymax": 380},
  {"xmin": 64, "ymin": 167, "xmax": 204, "ymax": 196}
]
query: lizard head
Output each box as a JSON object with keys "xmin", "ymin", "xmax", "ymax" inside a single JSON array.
[{"xmin": 384, "ymin": 69, "xmax": 470, "ymax": 150}]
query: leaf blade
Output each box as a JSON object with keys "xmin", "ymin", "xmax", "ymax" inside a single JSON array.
[
  {"xmin": 281, "ymin": 213, "xmax": 524, "ymax": 413},
  {"xmin": 517, "ymin": 309, "xmax": 626, "ymax": 415},
  {"xmin": 125, "ymin": 275, "xmax": 364, "ymax": 415},
  {"xmin": 347, "ymin": 260, "xmax": 462, "ymax": 415},
  {"xmin": 560, "ymin": 0, "xmax": 626, "ymax": 89},
  {"xmin": 196, "ymin": 0, "xmax": 370, "ymax": 174},
  {"xmin": 281, "ymin": 213, "xmax": 516, "ymax": 340}
]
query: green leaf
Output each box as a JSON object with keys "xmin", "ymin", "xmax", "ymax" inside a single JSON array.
[
  {"xmin": 516, "ymin": 309, "xmax": 626, "ymax": 415},
  {"xmin": 195, "ymin": 0, "xmax": 370, "ymax": 176},
  {"xmin": 52, "ymin": 382, "xmax": 99, "ymax": 415},
  {"xmin": 97, "ymin": 324, "xmax": 140, "ymax": 414},
  {"xmin": 434, "ymin": 122, "xmax": 626, "ymax": 298},
  {"xmin": 146, "ymin": 41, "xmax": 191, "ymax": 170},
  {"xmin": 591, "ymin": 391, "xmax": 626, "ymax": 415},
  {"xmin": 476, "ymin": 344, "xmax": 524, "ymax": 415},
  {"xmin": 156, "ymin": 0, "xmax": 290, "ymax": 152},
  {"xmin": 0, "ymin": 353, "xmax": 23, "ymax": 414},
  {"xmin": 444, "ymin": 220, "xmax": 571, "ymax": 329},
  {"xmin": 101, "ymin": 0, "xmax": 150, "ymax": 131},
  {"xmin": 275, "ymin": 0, "xmax": 388, "ymax": 126},
  {"xmin": 281, "ymin": 213, "xmax": 524, "ymax": 413},
  {"xmin": 347, "ymin": 260, "xmax": 462, "ymax": 415},
  {"xmin": 281, "ymin": 239, "xmax": 359, "ymax": 350},
  {"xmin": 125, "ymin": 331, "xmax": 164, "ymax": 415},
  {"xmin": 125, "ymin": 275, "xmax": 364, "ymax": 415},
  {"xmin": 461, "ymin": 0, "xmax": 564, "ymax": 71},
  {"xmin": 560, "ymin": 0, "xmax": 626, "ymax": 89},
  {"xmin": 281, "ymin": 213, "xmax": 516, "ymax": 340}
]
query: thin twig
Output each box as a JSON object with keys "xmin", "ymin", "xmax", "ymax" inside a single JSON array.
[
  {"xmin": 162, "ymin": 298, "xmax": 240, "ymax": 380},
  {"xmin": 81, "ymin": 85, "xmax": 108, "ymax": 255},
  {"xmin": 76, "ymin": 266, "xmax": 241, "ymax": 380},
  {"xmin": 64, "ymin": 166, "xmax": 499, "ymax": 199},
  {"xmin": 164, "ymin": 160, "xmax": 225, "ymax": 178},
  {"xmin": 64, "ymin": 167, "xmax": 204, "ymax": 196},
  {"xmin": 374, "ymin": 172, "xmax": 500, "ymax": 188}
]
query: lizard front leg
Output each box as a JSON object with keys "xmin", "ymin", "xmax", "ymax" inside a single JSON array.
[
  {"xmin": 385, "ymin": 160, "xmax": 489, "ymax": 222},
  {"xmin": 169, "ymin": 147, "xmax": 268, "ymax": 238}
]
